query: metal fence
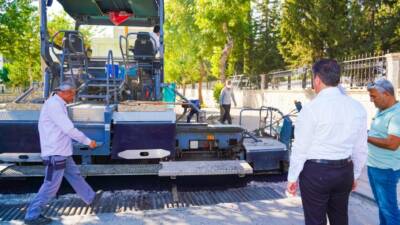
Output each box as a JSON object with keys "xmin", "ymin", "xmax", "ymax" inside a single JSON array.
[
  {"xmin": 341, "ymin": 53, "xmax": 387, "ymax": 89},
  {"xmin": 261, "ymin": 52, "xmax": 388, "ymax": 90}
]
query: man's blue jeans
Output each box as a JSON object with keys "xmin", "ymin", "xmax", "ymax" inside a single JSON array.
[{"xmin": 368, "ymin": 166, "xmax": 400, "ymax": 225}]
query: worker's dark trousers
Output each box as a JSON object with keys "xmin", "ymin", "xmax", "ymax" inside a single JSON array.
[
  {"xmin": 187, "ymin": 110, "xmax": 199, "ymax": 123},
  {"xmin": 299, "ymin": 160, "xmax": 354, "ymax": 225},
  {"xmin": 221, "ymin": 104, "xmax": 232, "ymax": 124}
]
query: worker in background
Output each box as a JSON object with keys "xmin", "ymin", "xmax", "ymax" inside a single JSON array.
[
  {"xmin": 287, "ymin": 59, "xmax": 368, "ymax": 225},
  {"xmin": 24, "ymin": 82, "xmax": 103, "ymax": 225},
  {"xmin": 219, "ymin": 80, "xmax": 237, "ymax": 124},
  {"xmin": 367, "ymin": 78, "xmax": 400, "ymax": 225},
  {"xmin": 182, "ymin": 99, "xmax": 201, "ymax": 123},
  {"xmin": 150, "ymin": 25, "xmax": 160, "ymax": 54}
]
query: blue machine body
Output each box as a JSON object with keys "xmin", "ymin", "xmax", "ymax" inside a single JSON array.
[
  {"xmin": 243, "ymin": 116, "xmax": 293, "ymax": 171},
  {"xmin": 72, "ymin": 109, "xmax": 113, "ymax": 158},
  {"xmin": 0, "ymin": 111, "xmax": 41, "ymax": 154},
  {"xmin": 112, "ymin": 122, "xmax": 176, "ymax": 159},
  {"xmin": 244, "ymin": 138, "xmax": 287, "ymax": 171},
  {"xmin": 111, "ymin": 111, "xmax": 176, "ymax": 159},
  {"xmin": 0, "ymin": 106, "xmax": 113, "ymax": 160}
]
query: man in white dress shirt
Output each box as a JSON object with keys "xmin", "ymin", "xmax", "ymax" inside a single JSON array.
[
  {"xmin": 286, "ymin": 59, "xmax": 368, "ymax": 225},
  {"xmin": 149, "ymin": 25, "xmax": 160, "ymax": 54},
  {"xmin": 24, "ymin": 82, "xmax": 102, "ymax": 225}
]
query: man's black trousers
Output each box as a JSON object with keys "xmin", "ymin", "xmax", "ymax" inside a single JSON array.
[
  {"xmin": 221, "ymin": 104, "xmax": 232, "ymax": 124},
  {"xmin": 299, "ymin": 160, "xmax": 354, "ymax": 225}
]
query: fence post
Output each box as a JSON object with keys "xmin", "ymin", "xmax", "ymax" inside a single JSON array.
[
  {"xmin": 288, "ymin": 75, "xmax": 291, "ymax": 90},
  {"xmin": 385, "ymin": 53, "xmax": 400, "ymax": 97}
]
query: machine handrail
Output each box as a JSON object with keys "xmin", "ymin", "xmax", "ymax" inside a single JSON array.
[
  {"xmin": 50, "ymin": 30, "xmax": 86, "ymax": 63},
  {"xmin": 105, "ymin": 50, "xmax": 116, "ymax": 105},
  {"xmin": 118, "ymin": 35, "xmax": 129, "ymax": 92},
  {"xmin": 259, "ymin": 106, "xmax": 285, "ymax": 135},
  {"xmin": 119, "ymin": 35, "xmax": 128, "ymax": 69},
  {"xmin": 239, "ymin": 107, "xmax": 265, "ymax": 126},
  {"xmin": 239, "ymin": 106, "xmax": 285, "ymax": 138}
]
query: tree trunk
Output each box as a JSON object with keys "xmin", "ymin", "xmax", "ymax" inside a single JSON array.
[
  {"xmin": 28, "ymin": 60, "xmax": 33, "ymax": 86},
  {"xmin": 198, "ymin": 60, "xmax": 206, "ymax": 105},
  {"xmin": 244, "ymin": 6, "xmax": 252, "ymax": 76},
  {"xmin": 183, "ymin": 83, "xmax": 186, "ymax": 96},
  {"xmin": 219, "ymin": 23, "xmax": 234, "ymax": 83}
]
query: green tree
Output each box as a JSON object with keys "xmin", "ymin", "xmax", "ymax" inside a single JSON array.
[
  {"xmin": 0, "ymin": 66, "xmax": 10, "ymax": 83},
  {"xmin": 0, "ymin": 3, "xmax": 94, "ymax": 88},
  {"xmin": 279, "ymin": 0, "xmax": 349, "ymax": 66},
  {"xmin": 165, "ymin": 0, "xmax": 215, "ymax": 104},
  {"xmin": 165, "ymin": 0, "xmax": 200, "ymax": 85},
  {"xmin": 374, "ymin": 1, "xmax": 400, "ymax": 52},
  {"xmin": 0, "ymin": 0, "xmax": 40, "ymax": 87},
  {"xmin": 0, "ymin": 0, "xmax": 36, "ymax": 59},
  {"xmin": 195, "ymin": 0, "xmax": 251, "ymax": 82},
  {"xmin": 250, "ymin": 0, "xmax": 284, "ymax": 76}
]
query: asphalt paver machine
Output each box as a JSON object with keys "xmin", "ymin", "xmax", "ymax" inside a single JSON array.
[{"xmin": 0, "ymin": 0, "xmax": 291, "ymax": 178}]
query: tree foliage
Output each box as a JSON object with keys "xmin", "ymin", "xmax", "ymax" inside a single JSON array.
[
  {"xmin": 0, "ymin": 2, "xmax": 94, "ymax": 88},
  {"xmin": 250, "ymin": 0, "xmax": 284, "ymax": 76},
  {"xmin": 0, "ymin": 0, "xmax": 40, "ymax": 87},
  {"xmin": 165, "ymin": 0, "xmax": 251, "ymax": 85},
  {"xmin": 278, "ymin": 0, "xmax": 400, "ymax": 66},
  {"xmin": 1, "ymin": 0, "xmax": 400, "ymax": 88},
  {"xmin": 0, "ymin": 0, "xmax": 36, "ymax": 58},
  {"xmin": 0, "ymin": 66, "xmax": 10, "ymax": 83},
  {"xmin": 279, "ymin": 0, "xmax": 350, "ymax": 66}
]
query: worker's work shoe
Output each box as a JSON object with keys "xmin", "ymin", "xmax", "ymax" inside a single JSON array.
[
  {"xmin": 89, "ymin": 189, "xmax": 103, "ymax": 207},
  {"xmin": 24, "ymin": 214, "xmax": 52, "ymax": 225}
]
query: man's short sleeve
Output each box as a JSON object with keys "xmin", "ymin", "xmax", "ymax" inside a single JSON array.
[{"xmin": 388, "ymin": 114, "xmax": 400, "ymax": 138}]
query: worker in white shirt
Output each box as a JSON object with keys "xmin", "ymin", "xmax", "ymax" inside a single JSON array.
[
  {"xmin": 219, "ymin": 80, "xmax": 237, "ymax": 124},
  {"xmin": 286, "ymin": 59, "xmax": 368, "ymax": 225},
  {"xmin": 149, "ymin": 25, "xmax": 160, "ymax": 54},
  {"xmin": 24, "ymin": 82, "xmax": 103, "ymax": 225}
]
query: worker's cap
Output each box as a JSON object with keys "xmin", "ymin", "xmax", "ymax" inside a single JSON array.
[
  {"xmin": 367, "ymin": 78, "xmax": 395, "ymax": 96},
  {"xmin": 54, "ymin": 82, "xmax": 76, "ymax": 92}
]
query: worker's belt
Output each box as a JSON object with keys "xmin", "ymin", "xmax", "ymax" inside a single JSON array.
[
  {"xmin": 43, "ymin": 157, "xmax": 67, "ymax": 182},
  {"xmin": 308, "ymin": 157, "xmax": 351, "ymax": 166}
]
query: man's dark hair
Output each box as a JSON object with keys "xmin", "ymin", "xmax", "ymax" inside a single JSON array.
[
  {"xmin": 312, "ymin": 59, "xmax": 341, "ymax": 86},
  {"xmin": 153, "ymin": 25, "xmax": 160, "ymax": 33}
]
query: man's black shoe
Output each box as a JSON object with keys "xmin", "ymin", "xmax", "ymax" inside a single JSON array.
[
  {"xmin": 89, "ymin": 190, "xmax": 103, "ymax": 207},
  {"xmin": 24, "ymin": 214, "xmax": 52, "ymax": 225}
]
